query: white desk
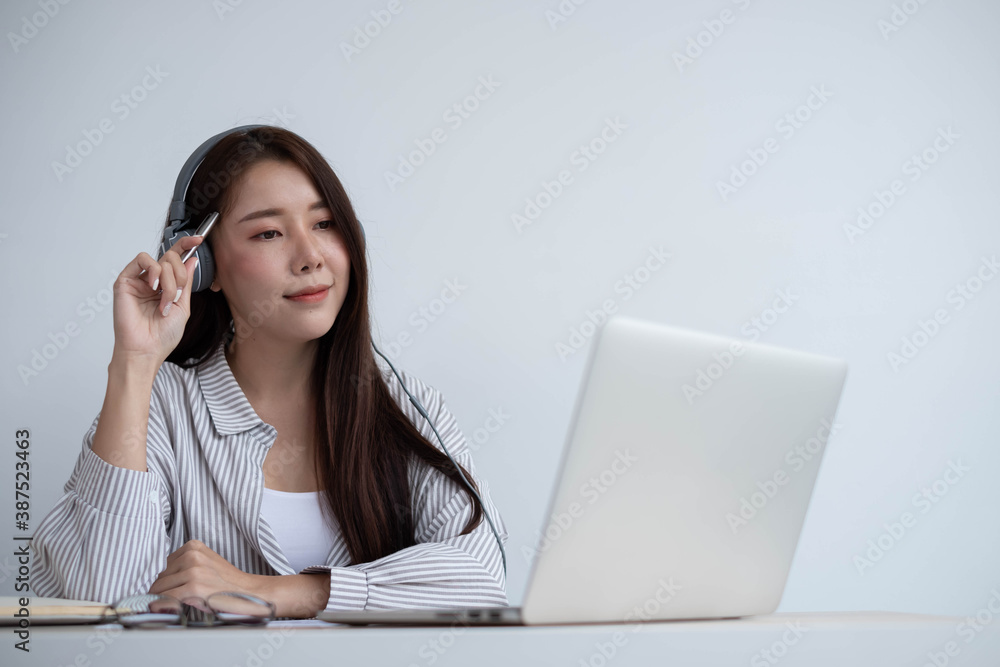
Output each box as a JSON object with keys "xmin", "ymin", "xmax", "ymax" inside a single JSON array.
[{"xmin": 9, "ymin": 612, "xmax": 1000, "ymax": 667}]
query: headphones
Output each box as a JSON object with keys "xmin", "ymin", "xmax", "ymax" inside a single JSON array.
[{"xmin": 157, "ymin": 125, "xmax": 507, "ymax": 576}]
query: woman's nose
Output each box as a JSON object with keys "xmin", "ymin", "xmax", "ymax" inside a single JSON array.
[{"xmin": 291, "ymin": 226, "xmax": 323, "ymax": 269}]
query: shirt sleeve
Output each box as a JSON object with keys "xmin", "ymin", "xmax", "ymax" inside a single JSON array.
[
  {"xmin": 301, "ymin": 373, "xmax": 509, "ymax": 611},
  {"xmin": 29, "ymin": 372, "xmax": 176, "ymax": 604}
]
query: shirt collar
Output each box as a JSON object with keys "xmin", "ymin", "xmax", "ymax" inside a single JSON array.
[{"xmin": 197, "ymin": 337, "xmax": 269, "ymax": 436}]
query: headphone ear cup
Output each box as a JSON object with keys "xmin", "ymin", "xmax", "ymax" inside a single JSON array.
[
  {"xmin": 190, "ymin": 237, "xmax": 215, "ymax": 293},
  {"xmin": 158, "ymin": 224, "xmax": 215, "ymax": 292}
]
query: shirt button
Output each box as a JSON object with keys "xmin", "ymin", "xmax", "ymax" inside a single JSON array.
[{"xmin": 149, "ymin": 490, "xmax": 158, "ymax": 505}]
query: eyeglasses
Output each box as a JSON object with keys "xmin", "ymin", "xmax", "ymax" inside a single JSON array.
[{"xmin": 103, "ymin": 593, "xmax": 276, "ymax": 628}]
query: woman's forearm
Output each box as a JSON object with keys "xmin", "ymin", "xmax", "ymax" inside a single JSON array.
[
  {"xmin": 91, "ymin": 354, "xmax": 160, "ymax": 471},
  {"xmin": 253, "ymin": 572, "xmax": 331, "ymax": 618}
]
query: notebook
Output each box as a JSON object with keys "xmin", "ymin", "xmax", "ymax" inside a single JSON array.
[{"xmin": 0, "ymin": 596, "xmax": 109, "ymax": 625}]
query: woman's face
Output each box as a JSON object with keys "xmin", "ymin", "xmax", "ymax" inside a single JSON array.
[{"xmin": 209, "ymin": 159, "xmax": 351, "ymax": 344}]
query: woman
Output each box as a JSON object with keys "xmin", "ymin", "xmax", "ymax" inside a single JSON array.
[{"xmin": 30, "ymin": 125, "xmax": 508, "ymax": 619}]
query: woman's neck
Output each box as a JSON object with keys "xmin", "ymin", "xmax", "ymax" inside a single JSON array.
[{"xmin": 224, "ymin": 335, "xmax": 318, "ymax": 407}]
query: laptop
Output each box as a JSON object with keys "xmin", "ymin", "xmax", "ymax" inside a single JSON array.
[{"xmin": 318, "ymin": 315, "xmax": 848, "ymax": 626}]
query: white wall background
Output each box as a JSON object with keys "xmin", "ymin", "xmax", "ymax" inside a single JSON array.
[{"xmin": 1, "ymin": 0, "xmax": 997, "ymax": 618}]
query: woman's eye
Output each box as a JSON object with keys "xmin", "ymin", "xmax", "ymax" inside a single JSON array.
[{"xmin": 253, "ymin": 221, "xmax": 332, "ymax": 240}]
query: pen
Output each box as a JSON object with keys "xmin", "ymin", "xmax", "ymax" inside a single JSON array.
[{"xmin": 180, "ymin": 212, "xmax": 219, "ymax": 263}]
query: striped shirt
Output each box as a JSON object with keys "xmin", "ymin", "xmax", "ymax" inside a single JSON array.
[{"xmin": 29, "ymin": 336, "xmax": 508, "ymax": 612}]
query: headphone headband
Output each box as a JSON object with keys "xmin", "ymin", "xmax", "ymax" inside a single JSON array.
[
  {"xmin": 169, "ymin": 123, "xmax": 267, "ymax": 226},
  {"xmin": 158, "ymin": 124, "xmax": 269, "ymax": 291}
]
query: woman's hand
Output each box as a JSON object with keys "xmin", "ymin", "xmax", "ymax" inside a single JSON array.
[
  {"xmin": 111, "ymin": 234, "xmax": 204, "ymax": 366},
  {"xmin": 148, "ymin": 539, "xmax": 258, "ymax": 601},
  {"xmin": 147, "ymin": 539, "xmax": 331, "ymax": 618}
]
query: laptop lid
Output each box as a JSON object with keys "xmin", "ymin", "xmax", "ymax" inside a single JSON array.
[{"xmin": 519, "ymin": 316, "xmax": 847, "ymax": 625}]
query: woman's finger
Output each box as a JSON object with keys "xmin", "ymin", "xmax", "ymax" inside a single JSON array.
[
  {"xmin": 180, "ymin": 255, "xmax": 200, "ymax": 307},
  {"xmin": 147, "ymin": 570, "xmax": 191, "ymax": 596},
  {"xmin": 160, "ymin": 246, "xmax": 188, "ymax": 305},
  {"xmin": 167, "ymin": 234, "xmax": 205, "ymax": 263},
  {"xmin": 136, "ymin": 235, "xmax": 203, "ymax": 289},
  {"xmin": 127, "ymin": 252, "xmax": 162, "ymax": 292},
  {"xmin": 157, "ymin": 262, "xmax": 178, "ymax": 316}
]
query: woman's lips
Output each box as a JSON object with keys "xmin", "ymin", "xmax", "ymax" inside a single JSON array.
[{"xmin": 285, "ymin": 287, "xmax": 329, "ymax": 303}]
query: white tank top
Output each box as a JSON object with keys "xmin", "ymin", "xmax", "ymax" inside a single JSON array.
[{"xmin": 259, "ymin": 487, "xmax": 338, "ymax": 573}]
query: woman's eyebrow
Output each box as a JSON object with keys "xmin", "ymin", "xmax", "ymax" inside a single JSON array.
[{"xmin": 237, "ymin": 200, "xmax": 329, "ymax": 224}]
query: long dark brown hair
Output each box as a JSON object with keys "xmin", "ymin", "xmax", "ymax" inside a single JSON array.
[{"xmin": 164, "ymin": 125, "xmax": 483, "ymax": 564}]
